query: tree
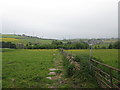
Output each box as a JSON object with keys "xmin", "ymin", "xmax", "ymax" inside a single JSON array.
[
  {"xmin": 52, "ymin": 40, "xmax": 63, "ymax": 45},
  {"xmin": 108, "ymin": 44, "xmax": 113, "ymax": 49},
  {"xmin": 2, "ymin": 41, "xmax": 16, "ymax": 48},
  {"xmin": 97, "ymin": 45, "xmax": 100, "ymax": 49},
  {"xmin": 67, "ymin": 41, "xmax": 72, "ymax": 44},
  {"xmin": 113, "ymin": 40, "xmax": 120, "ymax": 49},
  {"xmin": 94, "ymin": 46, "xmax": 97, "ymax": 49}
]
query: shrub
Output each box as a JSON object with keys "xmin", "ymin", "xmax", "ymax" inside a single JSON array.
[
  {"xmin": 113, "ymin": 40, "xmax": 120, "ymax": 49},
  {"xmin": 1, "ymin": 41, "xmax": 16, "ymax": 48}
]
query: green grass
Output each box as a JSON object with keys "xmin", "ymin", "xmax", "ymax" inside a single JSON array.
[
  {"xmin": 65, "ymin": 49, "xmax": 118, "ymax": 68},
  {"xmin": 2, "ymin": 49, "xmax": 58, "ymax": 88},
  {"xmin": 2, "ymin": 48, "xmax": 118, "ymax": 88},
  {"xmin": 1, "ymin": 34, "xmax": 53, "ymax": 45},
  {"xmin": 93, "ymin": 43, "xmax": 110, "ymax": 48},
  {"xmin": 65, "ymin": 49, "xmax": 119, "ymax": 88},
  {"xmin": 1, "ymin": 34, "xmax": 67, "ymax": 45},
  {"xmin": 2, "ymin": 48, "xmax": 99, "ymax": 88},
  {"xmin": 2, "ymin": 34, "xmax": 24, "ymax": 38},
  {"xmin": 92, "ymin": 39, "xmax": 118, "ymax": 49},
  {"xmin": 103, "ymin": 39, "xmax": 118, "ymax": 43},
  {"xmin": 61, "ymin": 51, "xmax": 98, "ymax": 88}
]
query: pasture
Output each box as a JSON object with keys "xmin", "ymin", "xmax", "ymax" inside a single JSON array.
[
  {"xmin": 2, "ymin": 48, "xmax": 119, "ymax": 88},
  {"xmin": 0, "ymin": 38, "xmax": 19, "ymax": 42},
  {"xmin": 92, "ymin": 43, "xmax": 110, "ymax": 48},
  {"xmin": 1, "ymin": 34, "xmax": 67, "ymax": 45},
  {"xmin": 1, "ymin": 37, "xmax": 53, "ymax": 45},
  {"xmin": 2, "ymin": 49, "xmax": 99, "ymax": 88},
  {"xmin": 2, "ymin": 49, "xmax": 60, "ymax": 88},
  {"xmin": 65, "ymin": 49, "xmax": 118, "ymax": 68}
]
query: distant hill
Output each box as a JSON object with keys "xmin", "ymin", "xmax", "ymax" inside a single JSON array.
[
  {"xmin": 0, "ymin": 34, "xmax": 117, "ymax": 47},
  {"xmin": 0, "ymin": 34, "xmax": 56, "ymax": 45}
]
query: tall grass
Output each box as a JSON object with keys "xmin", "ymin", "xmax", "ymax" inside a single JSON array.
[{"xmin": 62, "ymin": 51, "xmax": 98, "ymax": 88}]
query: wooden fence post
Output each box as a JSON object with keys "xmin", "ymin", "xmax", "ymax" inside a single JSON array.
[
  {"xmin": 109, "ymin": 68, "xmax": 113, "ymax": 87},
  {"xmin": 89, "ymin": 59, "xmax": 93, "ymax": 71}
]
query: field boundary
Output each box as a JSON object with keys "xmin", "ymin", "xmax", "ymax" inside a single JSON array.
[
  {"xmin": 60, "ymin": 49, "xmax": 120, "ymax": 89},
  {"xmin": 90, "ymin": 59, "xmax": 120, "ymax": 89},
  {"xmin": 60, "ymin": 49, "xmax": 80, "ymax": 70}
]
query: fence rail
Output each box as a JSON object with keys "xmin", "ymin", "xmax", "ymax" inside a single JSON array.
[
  {"xmin": 60, "ymin": 49, "xmax": 120, "ymax": 89},
  {"xmin": 90, "ymin": 59, "xmax": 120, "ymax": 89}
]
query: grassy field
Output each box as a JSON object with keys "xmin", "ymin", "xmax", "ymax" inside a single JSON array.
[
  {"xmin": 2, "ymin": 48, "xmax": 119, "ymax": 88},
  {"xmin": 93, "ymin": 43, "xmax": 110, "ymax": 48},
  {"xmin": 103, "ymin": 39, "xmax": 118, "ymax": 43},
  {"xmin": 65, "ymin": 49, "xmax": 118, "ymax": 68},
  {"xmin": 0, "ymin": 38, "xmax": 19, "ymax": 42},
  {"xmin": 93, "ymin": 39, "xmax": 118, "ymax": 49},
  {"xmin": 1, "ymin": 34, "xmax": 68, "ymax": 45},
  {"xmin": 2, "ymin": 49, "xmax": 60, "ymax": 88},
  {"xmin": 1, "ymin": 34, "xmax": 53, "ymax": 45},
  {"xmin": 2, "ymin": 49, "xmax": 99, "ymax": 88}
]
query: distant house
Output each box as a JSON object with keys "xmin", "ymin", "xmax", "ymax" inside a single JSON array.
[{"xmin": 86, "ymin": 39, "xmax": 103, "ymax": 45}]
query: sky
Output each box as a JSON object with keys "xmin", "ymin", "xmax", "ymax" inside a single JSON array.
[{"xmin": 0, "ymin": 0, "xmax": 119, "ymax": 39}]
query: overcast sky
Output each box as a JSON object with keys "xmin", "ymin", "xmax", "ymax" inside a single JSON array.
[{"xmin": 0, "ymin": 0, "xmax": 119, "ymax": 39}]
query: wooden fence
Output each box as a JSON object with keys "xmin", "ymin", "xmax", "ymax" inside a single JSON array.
[
  {"xmin": 60, "ymin": 49, "xmax": 120, "ymax": 89},
  {"xmin": 90, "ymin": 59, "xmax": 120, "ymax": 89}
]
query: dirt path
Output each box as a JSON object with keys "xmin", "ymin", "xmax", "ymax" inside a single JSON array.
[
  {"xmin": 45, "ymin": 52, "xmax": 65, "ymax": 88},
  {"xmin": 45, "ymin": 52, "xmax": 80, "ymax": 88}
]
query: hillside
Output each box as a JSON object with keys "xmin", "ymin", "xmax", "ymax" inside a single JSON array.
[
  {"xmin": 0, "ymin": 34, "xmax": 118, "ymax": 49},
  {"xmin": 0, "ymin": 34, "xmax": 64, "ymax": 45}
]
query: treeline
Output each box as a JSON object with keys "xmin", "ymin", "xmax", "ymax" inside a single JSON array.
[
  {"xmin": 93, "ymin": 40, "xmax": 120, "ymax": 49},
  {"xmin": 108, "ymin": 40, "xmax": 120, "ymax": 49},
  {"xmin": 1, "ymin": 40, "xmax": 120, "ymax": 49},
  {"xmin": 26, "ymin": 40, "xmax": 89, "ymax": 49},
  {"xmin": 0, "ymin": 41, "xmax": 16, "ymax": 48}
]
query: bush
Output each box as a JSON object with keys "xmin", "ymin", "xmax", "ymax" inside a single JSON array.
[
  {"xmin": 62, "ymin": 52, "xmax": 98, "ymax": 88},
  {"xmin": 1, "ymin": 41, "xmax": 16, "ymax": 48},
  {"xmin": 73, "ymin": 55, "xmax": 80, "ymax": 62},
  {"xmin": 108, "ymin": 44, "xmax": 113, "ymax": 49},
  {"xmin": 113, "ymin": 40, "xmax": 120, "ymax": 49},
  {"xmin": 62, "ymin": 55, "xmax": 75, "ymax": 77}
]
